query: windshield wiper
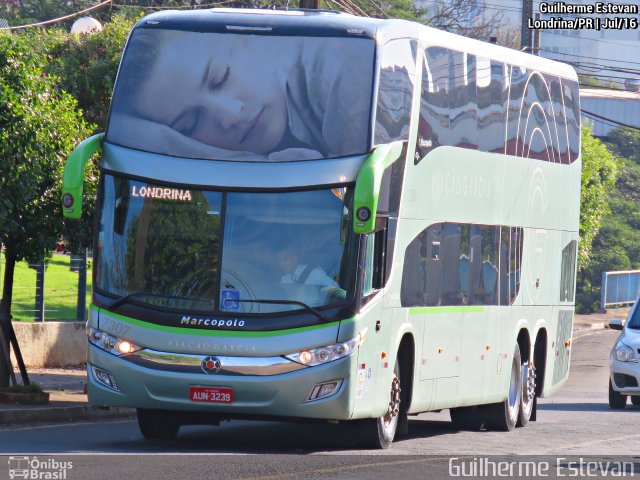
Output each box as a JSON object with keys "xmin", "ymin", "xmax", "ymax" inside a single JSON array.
[
  {"xmin": 234, "ymin": 299, "xmax": 328, "ymax": 323},
  {"xmin": 107, "ymin": 292, "xmax": 152, "ymax": 310}
]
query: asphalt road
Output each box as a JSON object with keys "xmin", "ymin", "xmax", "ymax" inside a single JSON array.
[{"xmin": 0, "ymin": 329, "xmax": 638, "ymax": 479}]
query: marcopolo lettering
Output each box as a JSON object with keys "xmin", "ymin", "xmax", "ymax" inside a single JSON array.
[
  {"xmin": 181, "ymin": 316, "xmax": 246, "ymax": 328},
  {"xmin": 131, "ymin": 185, "xmax": 192, "ymax": 202}
]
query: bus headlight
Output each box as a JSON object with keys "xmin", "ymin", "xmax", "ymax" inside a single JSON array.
[
  {"xmin": 613, "ymin": 342, "xmax": 638, "ymax": 363},
  {"xmin": 87, "ymin": 326, "xmax": 142, "ymax": 356},
  {"xmin": 285, "ymin": 329, "xmax": 367, "ymax": 367}
]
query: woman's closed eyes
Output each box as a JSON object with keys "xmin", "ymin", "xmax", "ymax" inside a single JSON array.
[{"xmin": 171, "ymin": 106, "xmax": 202, "ymax": 137}]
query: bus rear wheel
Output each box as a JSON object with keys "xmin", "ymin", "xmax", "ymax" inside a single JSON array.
[
  {"xmin": 631, "ymin": 396, "xmax": 640, "ymax": 407},
  {"xmin": 356, "ymin": 361, "xmax": 401, "ymax": 449},
  {"xmin": 516, "ymin": 362, "xmax": 536, "ymax": 427},
  {"xmin": 482, "ymin": 344, "xmax": 521, "ymax": 431},
  {"xmin": 137, "ymin": 408, "xmax": 181, "ymax": 440}
]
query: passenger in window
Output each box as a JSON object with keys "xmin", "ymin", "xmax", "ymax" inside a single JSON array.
[{"xmin": 109, "ymin": 30, "xmax": 372, "ymax": 161}]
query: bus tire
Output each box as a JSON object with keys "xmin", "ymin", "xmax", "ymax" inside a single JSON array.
[
  {"xmin": 450, "ymin": 407, "xmax": 483, "ymax": 430},
  {"xmin": 137, "ymin": 408, "xmax": 180, "ymax": 439},
  {"xmin": 516, "ymin": 361, "xmax": 536, "ymax": 427},
  {"xmin": 608, "ymin": 380, "xmax": 627, "ymax": 410},
  {"xmin": 483, "ymin": 344, "xmax": 521, "ymax": 431},
  {"xmin": 631, "ymin": 396, "xmax": 640, "ymax": 407},
  {"xmin": 356, "ymin": 361, "xmax": 401, "ymax": 449}
]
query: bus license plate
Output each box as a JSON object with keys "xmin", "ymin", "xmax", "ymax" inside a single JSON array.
[{"xmin": 189, "ymin": 387, "xmax": 234, "ymax": 404}]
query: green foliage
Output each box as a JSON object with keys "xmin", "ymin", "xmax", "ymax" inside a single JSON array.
[
  {"xmin": 0, "ymin": 382, "xmax": 43, "ymax": 393},
  {"xmin": 0, "ymin": 32, "xmax": 93, "ymax": 264},
  {"xmin": 578, "ymin": 121, "xmax": 619, "ymax": 270},
  {"xmin": 606, "ymin": 127, "xmax": 640, "ymax": 162},
  {"xmin": 576, "ymin": 155, "xmax": 640, "ymax": 312},
  {"xmin": 31, "ymin": 15, "xmax": 136, "ymax": 253},
  {"xmin": 46, "ymin": 13, "xmax": 138, "ymax": 128}
]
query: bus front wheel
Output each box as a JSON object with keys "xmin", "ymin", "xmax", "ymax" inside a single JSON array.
[
  {"xmin": 356, "ymin": 361, "xmax": 401, "ymax": 449},
  {"xmin": 137, "ymin": 408, "xmax": 181, "ymax": 440},
  {"xmin": 482, "ymin": 344, "xmax": 522, "ymax": 431}
]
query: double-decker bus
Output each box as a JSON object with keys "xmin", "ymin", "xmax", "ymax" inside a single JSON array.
[{"xmin": 62, "ymin": 8, "xmax": 581, "ymax": 449}]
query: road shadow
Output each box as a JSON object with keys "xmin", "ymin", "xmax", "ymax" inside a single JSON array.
[
  {"xmin": 538, "ymin": 402, "xmax": 640, "ymax": 412},
  {"xmin": 100, "ymin": 417, "xmax": 456, "ymax": 454}
]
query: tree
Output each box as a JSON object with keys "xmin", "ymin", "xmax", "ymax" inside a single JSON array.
[
  {"xmin": 579, "ymin": 121, "xmax": 619, "ymax": 270},
  {"xmin": 423, "ymin": 0, "xmax": 508, "ymax": 42},
  {"xmin": 574, "ymin": 122, "xmax": 620, "ymax": 312},
  {"xmin": 606, "ymin": 126, "xmax": 640, "ymax": 162},
  {"xmin": 0, "ymin": 31, "xmax": 93, "ymax": 386},
  {"xmin": 45, "ymin": 13, "xmax": 138, "ymax": 128}
]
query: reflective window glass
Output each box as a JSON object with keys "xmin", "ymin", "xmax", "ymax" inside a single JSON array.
[{"xmin": 375, "ymin": 39, "xmax": 417, "ymax": 144}]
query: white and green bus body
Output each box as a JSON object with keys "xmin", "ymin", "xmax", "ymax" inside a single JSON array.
[{"xmin": 63, "ymin": 8, "xmax": 580, "ymax": 447}]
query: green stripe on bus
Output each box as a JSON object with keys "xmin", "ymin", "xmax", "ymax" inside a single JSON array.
[
  {"xmin": 90, "ymin": 304, "xmax": 352, "ymax": 337},
  {"xmin": 409, "ymin": 306, "xmax": 485, "ymax": 315}
]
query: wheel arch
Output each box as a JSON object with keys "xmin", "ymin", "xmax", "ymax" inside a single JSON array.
[
  {"xmin": 395, "ymin": 330, "xmax": 416, "ymax": 413},
  {"xmin": 516, "ymin": 328, "xmax": 532, "ymax": 363},
  {"xmin": 533, "ymin": 327, "xmax": 548, "ymax": 397}
]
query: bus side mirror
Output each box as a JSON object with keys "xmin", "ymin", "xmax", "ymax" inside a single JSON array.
[
  {"xmin": 62, "ymin": 133, "xmax": 104, "ymax": 220},
  {"xmin": 353, "ymin": 141, "xmax": 404, "ymax": 234}
]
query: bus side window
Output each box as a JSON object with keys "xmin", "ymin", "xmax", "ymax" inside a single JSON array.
[
  {"xmin": 559, "ymin": 240, "xmax": 577, "ymax": 302},
  {"xmin": 563, "ymin": 79, "xmax": 581, "ymax": 164},
  {"xmin": 550, "ymin": 75, "xmax": 569, "ymax": 165},
  {"xmin": 400, "ymin": 223, "xmax": 443, "ymax": 307},
  {"xmin": 415, "ymin": 46, "xmax": 450, "ymax": 164},
  {"xmin": 363, "ymin": 226, "xmax": 388, "ymax": 300},
  {"xmin": 374, "ymin": 39, "xmax": 417, "ymax": 145},
  {"xmin": 509, "ymin": 227, "xmax": 523, "ymax": 305},
  {"xmin": 506, "ymin": 65, "xmax": 527, "ymax": 157},
  {"xmin": 477, "ymin": 59, "xmax": 506, "ymax": 153},
  {"xmin": 449, "ymin": 51, "xmax": 477, "ymax": 150}
]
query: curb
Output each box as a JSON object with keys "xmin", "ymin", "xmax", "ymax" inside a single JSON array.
[
  {"xmin": 0, "ymin": 405, "xmax": 135, "ymax": 428},
  {"xmin": 573, "ymin": 322, "xmax": 606, "ymax": 338}
]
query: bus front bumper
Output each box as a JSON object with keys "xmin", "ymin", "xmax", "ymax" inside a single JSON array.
[{"xmin": 88, "ymin": 344, "xmax": 356, "ymax": 420}]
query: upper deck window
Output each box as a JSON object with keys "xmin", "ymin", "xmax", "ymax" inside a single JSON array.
[{"xmin": 106, "ymin": 29, "xmax": 375, "ymax": 161}]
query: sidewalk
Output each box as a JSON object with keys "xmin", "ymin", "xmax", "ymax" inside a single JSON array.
[
  {"xmin": 0, "ymin": 308, "xmax": 631, "ymax": 428},
  {"xmin": 0, "ymin": 367, "xmax": 134, "ymax": 427}
]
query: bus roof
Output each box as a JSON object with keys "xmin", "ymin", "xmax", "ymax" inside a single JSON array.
[
  {"xmin": 135, "ymin": 8, "xmax": 386, "ymax": 39},
  {"xmin": 133, "ymin": 8, "xmax": 577, "ymax": 81}
]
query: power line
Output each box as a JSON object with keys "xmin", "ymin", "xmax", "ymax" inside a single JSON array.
[
  {"xmin": 0, "ymin": 0, "xmax": 112, "ymax": 30},
  {"xmin": 581, "ymin": 109, "xmax": 640, "ymax": 132},
  {"xmin": 542, "ymin": 30, "xmax": 640, "ymax": 48},
  {"xmin": 111, "ymin": 1, "xmax": 235, "ymax": 9},
  {"xmin": 540, "ymin": 48, "xmax": 640, "ymax": 68}
]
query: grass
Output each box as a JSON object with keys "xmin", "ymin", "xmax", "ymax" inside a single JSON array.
[
  {"xmin": 0, "ymin": 382, "xmax": 43, "ymax": 393},
  {"xmin": 0, "ymin": 253, "xmax": 92, "ymax": 322}
]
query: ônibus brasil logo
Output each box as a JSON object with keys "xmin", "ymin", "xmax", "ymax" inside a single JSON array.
[{"xmin": 8, "ymin": 456, "xmax": 72, "ymax": 479}]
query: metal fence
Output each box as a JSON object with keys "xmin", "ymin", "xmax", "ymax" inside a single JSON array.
[
  {"xmin": 1, "ymin": 250, "xmax": 91, "ymax": 322},
  {"xmin": 601, "ymin": 270, "xmax": 640, "ymax": 310}
]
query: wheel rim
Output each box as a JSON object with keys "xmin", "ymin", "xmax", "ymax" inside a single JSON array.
[
  {"xmin": 383, "ymin": 373, "xmax": 401, "ymax": 431},
  {"xmin": 522, "ymin": 363, "xmax": 536, "ymax": 407},
  {"xmin": 507, "ymin": 357, "xmax": 519, "ymax": 417}
]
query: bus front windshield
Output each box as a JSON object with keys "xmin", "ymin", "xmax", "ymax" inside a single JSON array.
[
  {"xmin": 96, "ymin": 175, "xmax": 357, "ymax": 315},
  {"xmin": 106, "ymin": 28, "xmax": 374, "ymax": 161}
]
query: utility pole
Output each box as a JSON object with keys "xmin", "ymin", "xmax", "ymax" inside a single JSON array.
[
  {"xmin": 521, "ymin": 0, "xmax": 534, "ymax": 52},
  {"xmin": 532, "ymin": 13, "xmax": 541, "ymax": 55}
]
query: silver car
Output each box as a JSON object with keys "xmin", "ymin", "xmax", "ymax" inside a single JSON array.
[{"xmin": 609, "ymin": 302, "xmax": 640, "ymax": 409}]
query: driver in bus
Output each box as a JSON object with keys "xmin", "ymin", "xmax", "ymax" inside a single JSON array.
[
  {"xmin": 276, "ymin": 247, "xmax": 338, "ymax": 288},
  {"xmin": 109, "ymin": 29, "xmax": 372, "ymax": 161}
]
